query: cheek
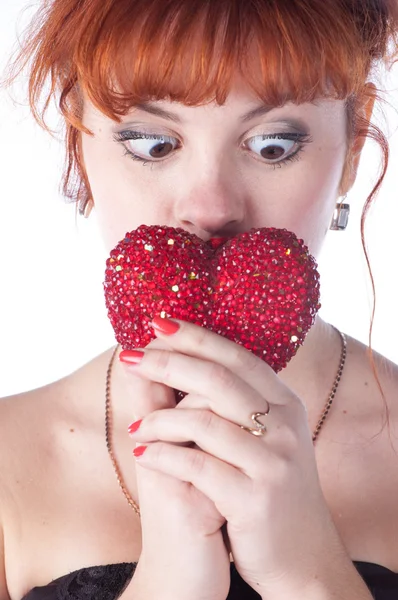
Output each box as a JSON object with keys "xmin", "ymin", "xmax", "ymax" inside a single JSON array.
[
  {"xmin": 260, "ymin": 140, "xmax": 346, "ymax": 256},
  {"xmin": 81, "ymin": 133, "xmax": 161, "ymax": 251},
  {"xmin": 81, "ymin": 132, "xmax": 121, "ymax": 201},
  {"xmin": 295, "ymin": 143, "xmax": 346, "ymax": 255}
]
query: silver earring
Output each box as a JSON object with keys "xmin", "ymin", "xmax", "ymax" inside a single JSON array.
[
  {"xmin": 79, "ymin": 197, "xmax": 94, "ymax": 219},
  {"xmin": 330, "ymin": 195, "xmax": 350, "ymax": 231}
]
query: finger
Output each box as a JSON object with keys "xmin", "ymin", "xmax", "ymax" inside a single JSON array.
[
  {"xmin": 121, "ymin": 347, "xmax": 305, "ymax": 436},
  {"xmin": 150, "ymin": 317, "xmax": 298, "ymax": 407},
  {"xmin": 131, "ymin": 403, "xmax": 311, "ymax": 477},
  {"xmin": 129, "ymin": 407, "xmax": 273, "ymax": 476},
  {"xmin": 120, "ymin": 338, "xmax": 196, "ymax": 523},
  {"xmin": 133, "ymin": 441, "xmax": 249, "ymax": 520}
]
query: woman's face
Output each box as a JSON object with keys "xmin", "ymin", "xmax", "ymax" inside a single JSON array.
[{"xmin": 81, "ymin": 82, "xmax": 350, "ymax": 257}]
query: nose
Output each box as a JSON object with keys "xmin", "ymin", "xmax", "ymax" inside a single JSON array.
[{"xmin": 174, "ymin": 172, "xmax": 247, "ymax": 241}]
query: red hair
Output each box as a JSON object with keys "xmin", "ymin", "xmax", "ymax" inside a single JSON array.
[{"xmin": 2, "ymin": 0, "xmax": 398, "ymax": 438}]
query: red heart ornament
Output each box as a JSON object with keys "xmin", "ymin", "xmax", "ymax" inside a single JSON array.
[{"xmin": 104, "ymin": 225, "xmax": 321, "ymax": 373}]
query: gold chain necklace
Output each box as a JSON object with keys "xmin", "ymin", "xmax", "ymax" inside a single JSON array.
[{"xmin": 105, "ymin": 326, "xmax": 347, "ymax": 518}]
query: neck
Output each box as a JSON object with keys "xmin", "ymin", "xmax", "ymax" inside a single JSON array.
[{"xmin": 277, "ymin": 315, "xmax": 344, "ymax": 427}]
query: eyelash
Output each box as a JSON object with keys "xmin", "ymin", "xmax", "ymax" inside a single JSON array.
[{"xmin": 112, "ymin": 131, "xmax": 313, "ymax": 169}]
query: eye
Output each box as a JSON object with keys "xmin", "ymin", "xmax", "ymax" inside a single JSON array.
[
  {"xmin": 114, "ymin": 132, "xmax": 179, "ymax": 161},
  {"xmin": 245, "ymin": 133, "xmax": 310, "ymax": 163}
]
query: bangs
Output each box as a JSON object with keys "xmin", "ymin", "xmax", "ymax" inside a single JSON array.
[{"xmin": 74, "ymin": 0, "xmax": 374, "ymax": 123}]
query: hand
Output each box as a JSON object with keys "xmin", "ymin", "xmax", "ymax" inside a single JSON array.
[
  {"xmin": 123, "ymin": 317, "xmax": 344, "ymax": 598},
  {"xmin": 121, "ymin": 335, "xmax": 231, "ymax": 600}
]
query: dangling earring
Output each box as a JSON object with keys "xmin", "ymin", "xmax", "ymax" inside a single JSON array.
[
  {"xmin": 79, "ymin": 197, "xmax": 94, "ymax": 219},
  {"xmin": 330, "ymin": 195, "xmax": 350, "ymax": 231}
]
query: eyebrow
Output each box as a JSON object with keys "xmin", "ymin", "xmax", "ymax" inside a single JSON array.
[
  {"xmin": 133, "ymin": 102, "xmax": 275, "ymax": 124},
  {"xmin": 135, "ymin": 103, "xmax": 182, "ymax": 123}
]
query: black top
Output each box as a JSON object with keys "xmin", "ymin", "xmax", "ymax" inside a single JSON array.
[{"xmin": 21, "ymin": 560, "xmax": 398, "ymax": 600}]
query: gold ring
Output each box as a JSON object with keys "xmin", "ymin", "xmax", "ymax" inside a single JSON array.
[{"xmin": 239, "ymin": 405, "xmax": 271, "ymax": 437}]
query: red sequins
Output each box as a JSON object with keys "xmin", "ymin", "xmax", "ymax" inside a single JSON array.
[{"xmin": 103, "ymin": 225, "xmax": 321, "ymax": 374}]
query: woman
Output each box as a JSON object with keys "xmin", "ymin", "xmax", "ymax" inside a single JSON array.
[{"xmin": 1, "ymin": 0, "xmax": 398, "ymax": 598}]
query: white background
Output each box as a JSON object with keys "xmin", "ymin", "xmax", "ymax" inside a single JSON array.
[{"xmin": 0, "ymin": 1, "xmax": 397, "ymax": 398}]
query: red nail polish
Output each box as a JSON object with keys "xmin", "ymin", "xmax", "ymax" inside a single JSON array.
[
  {"xmin": 151, "ymin": 316, "xmax": 180, "ymax": 335},
  {"xmin": 133, "ymin": 445, "xmax": 147, "ymax": 458},
  {"xmin": 128, "ymin": 419, "xmax": 143, "ymax": 435},
  {"xmin": 119, "ymin": 350, "xmax": 145, "ymax": 364}
]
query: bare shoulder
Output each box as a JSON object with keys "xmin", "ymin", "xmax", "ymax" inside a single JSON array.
[
  {"xmin": 0, "ymin": 454, "xmax": 11, "ymax": 600},
  {"xmin": 0, "ymin": 345, "xmax": 113, "ymax": 486},
  {"xmin": 0, "ymin": 348, "xmax": 115, "ymax": 598},
  {"xmin": 365, "ymin": 339, "xmax": 398, "ymax": 386},
  {"xmin": 316, "ymin": 330, "xmax": 398, "ymax": 484},
  {"xmin": 0, "ymin": 379, "xmax": 70, "ymax": 468},
  {"xmin": 345, "ymin": 333, "xmax": 398, "ymax": 418},
  {"xmin": 313, "ymin": 333, "xmax": 398, "ymax": 569},
  {"xmin": 0, "ymin": 378, "xmax": 77, "ymax": 553},
  {"xmin": 321, "ymin": 331, "xmax": 398, "ymax": 496},
  {"xmin": 0, "ymin": 386, "xmax": 61, "ymax": 600}
]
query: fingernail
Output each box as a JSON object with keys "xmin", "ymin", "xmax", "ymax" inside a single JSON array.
[
  {"xmin": 133, "ymin": 445, "xmax": 147, "ymax": 458},
  {"xmin": 151, "ymin": 316, "xmax": 180, "ymax": 335},
  {"xmin": 119, "ymin": 350, "xmax": 145, "ymax": 365},
  {"xmin": 128, "ymin": 419, "xmax": 143, "ymax": 435}
]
